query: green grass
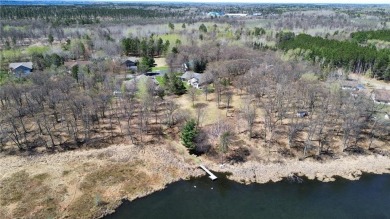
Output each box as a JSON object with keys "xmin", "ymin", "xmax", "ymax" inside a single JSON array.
[
  {"xmin": 152, "ymin": 66, "xmax": 169, "ymax": 71},
  {"xmin": 1, "ymin": 49, "xmax": 23, "ymax": 61},
  {"xmin": 26, "ymin": 45, "xmax": 50, "ymax": 55},
  {"xmin": 155, "ymin": 76, "xmax": 164, "ymax": 85},
  {"xmin": 156, "ymin": 34, "xmax": 186, "ymax": 47}
]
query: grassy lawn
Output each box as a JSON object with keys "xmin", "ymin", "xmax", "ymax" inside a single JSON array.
[
  {"xmin": 156, "ymin": 34, "xmax": 187, "ymax": 49},
  {"xmin": 26, "ymin": 45, "xmax": 50, "ymax": 55},
  {"xmin": 155, "ymin": 76, "xmax": 164, "ymax": 85},
  {"xmin": 174, "ymin": 88, "xmax": 244, "ymax": 126},
  {"xmin": 152, "ymin": 66, "xmax": 169, "ymax": 71},
  {"xmin": 1, "ymin": 49, "xmax": 23, "ymax": 63}
]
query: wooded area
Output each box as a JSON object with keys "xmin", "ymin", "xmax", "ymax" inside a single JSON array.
[
  {"xmin": 351, "ymin": 29, "xmax": 390, "ymax": 43},
  {"xmin": 0, "ymin": 3, "xmax": 389, "ymax": 158},
  {"xmin": 278, "ymin": 33, "xmax": 390, "ymax": 80}
]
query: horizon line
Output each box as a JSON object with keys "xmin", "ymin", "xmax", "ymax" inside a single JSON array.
[{"xmin": 2, "ymin": 0, "xmax": 390, "ymax": 5}]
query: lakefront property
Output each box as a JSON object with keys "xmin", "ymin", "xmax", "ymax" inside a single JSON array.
[{"xmin": 0, "ymin": 1, "xmax": 390, "ymax": 219}]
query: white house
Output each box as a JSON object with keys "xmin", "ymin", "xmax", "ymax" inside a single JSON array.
[{"xmin": 180, "ymin": 71, "xmax": 203, "ymax": 89}]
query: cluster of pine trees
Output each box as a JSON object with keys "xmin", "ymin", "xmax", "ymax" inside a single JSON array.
[
  {"xmin": 351, "ymin": 29, "xmax": 390, "ymax": 43},
  {"xmin": 121, "ymin": 36, "xmax": 171, "ymax": 57},
  {"xmin": 278, "ymin": 33, "xmax": 390, "ymax": 80},
  {"xmin": 162, "ymin": 72, "xmax": 186, "ymax": 95}
]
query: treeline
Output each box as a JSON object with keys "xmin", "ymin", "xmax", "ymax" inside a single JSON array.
[
  {"xmin": 0, "ymin": 6, "xmax": 180, "ymax": 26},
  {"xmin": 351, "ymin": 29, "xmax": 390, "ymax": 43},
  {"xmin": 121, "ymin": 36, "xmax": 171, "ymax": 57},
  {"xmin": 278, "ymin": 33, "xmax": 390, "ymax": 80}
]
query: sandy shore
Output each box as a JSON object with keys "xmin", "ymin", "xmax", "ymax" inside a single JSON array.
[{"xmin": 1, "ymin": 144, "xmax": 390, "ymax": 218}]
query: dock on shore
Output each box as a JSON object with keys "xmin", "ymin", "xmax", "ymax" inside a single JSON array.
[{"xmin": 199, "ymin": 165, "xmax": 218, "ymax": 180}]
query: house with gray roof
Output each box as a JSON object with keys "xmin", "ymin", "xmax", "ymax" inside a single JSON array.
[
  {"xmin": 121, "ymin": 57, "xmax": 138, "ymax": 72},
  {"xmin": 180, "ymin": 71, "xmax": 204, "ymax": 89},
  {"xmin": 9, "ymin": 62, "xmax": 33, "ymax": 77}
]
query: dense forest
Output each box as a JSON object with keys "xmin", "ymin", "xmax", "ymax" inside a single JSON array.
[
  {"xmin": 278, "ymin": 33, "xmax": 390, "ymax": 80},
  {"xmin": 351, "ymin": 29, "xmax": 390, "ymax": 43},
  {"xmin": 0, "ymin": 5, "xmax": 181, "ymax": 26}
]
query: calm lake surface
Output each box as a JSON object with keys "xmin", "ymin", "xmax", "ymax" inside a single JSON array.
[{"xmin": 105, "ymin": 173, "xmax": 390, "ymax": 219}]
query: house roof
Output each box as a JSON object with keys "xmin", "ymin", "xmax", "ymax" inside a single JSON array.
[
  {"xmin": 373, "ymin": 89, "xmax": 390, "ymax": 103},
  {"xmin": 341, "ymin": 80, "xmax": 358, "ymax": 88},
  {"xmin": 189, "ymin": 78, "xmax": 198, "ymax": 83},
  {"xmin": 122, "ymin": 57, "xmax": 138, "ymax": 63},
  {"xmin": 9, "ymin": 62, "xmax": 33, "ymax": 70},
  {"xmin": 64, "ymin": 61, "xmax": 92, "ymax": 69},
  {"xmin": 180, "ymin": 71, "xmax": 202, "ymax": 80}
]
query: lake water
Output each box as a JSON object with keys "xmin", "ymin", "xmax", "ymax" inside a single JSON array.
[{"xmin": 105, "ymin": 173, "xmax": 390, "ymax": 219}]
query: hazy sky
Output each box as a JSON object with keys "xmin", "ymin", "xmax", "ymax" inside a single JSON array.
[{"xmin": 101, "ymin": 0, "xmax": 389, "ymax": 4}]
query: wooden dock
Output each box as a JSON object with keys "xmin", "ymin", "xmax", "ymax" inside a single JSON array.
[{"xmin": 199, "ymin": 165, "xmax": 218, "ymax": 180}]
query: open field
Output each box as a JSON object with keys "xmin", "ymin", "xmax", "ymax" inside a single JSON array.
[{"xmin": 0, "ymin": 143, "xmax": 203, "ymax": 219}]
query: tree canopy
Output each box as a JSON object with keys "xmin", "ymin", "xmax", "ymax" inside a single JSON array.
[{"xmin": 278, "ymin": 33, "xmax": 390, "ymax": 80}]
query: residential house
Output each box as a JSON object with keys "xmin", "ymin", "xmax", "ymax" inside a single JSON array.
[
  {"xmin": 180, "ymin": 71, "xmax": 203, "ymax": 89},
  {"xmin": 9, "ymin": 62, "xmax": 33, "ymax": 77},
  {"xmin": 121, "ymin": 57, "xmax": 138, "ymax": 72},
  {"xmin": 372, "ymin": 89, "xmax": 390, "ymax": 105},
  {"xmin": 122, "ymin": 74, "xmax": 159, "ymax": 93}
]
